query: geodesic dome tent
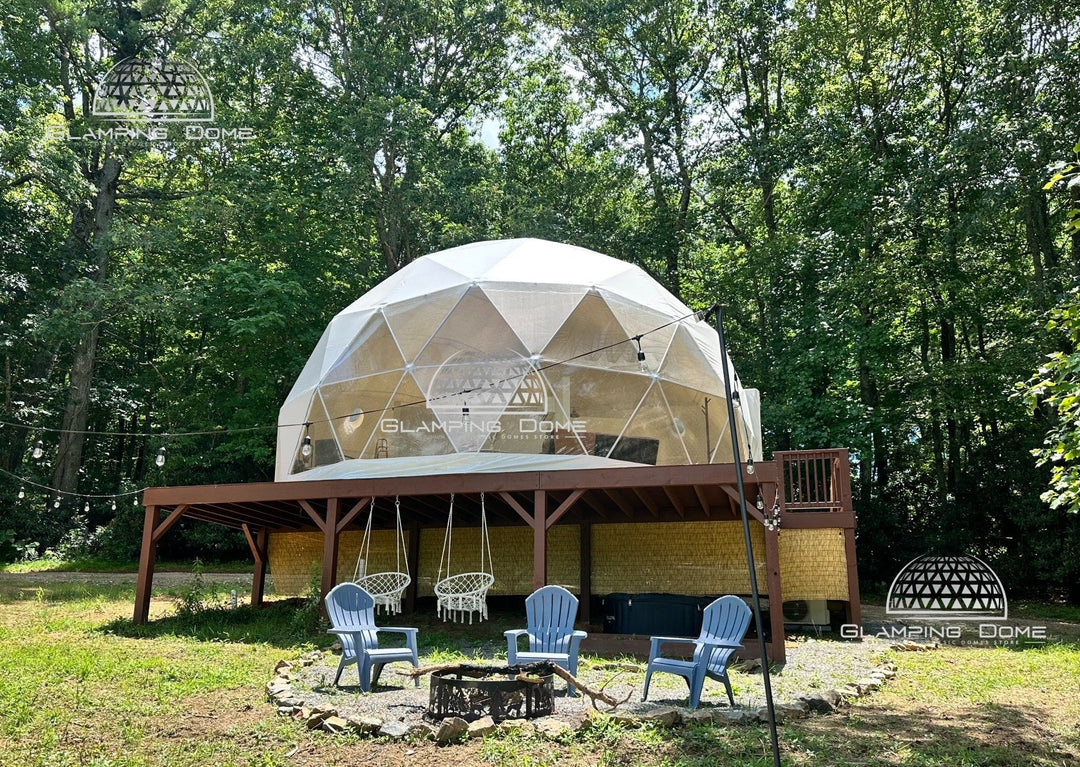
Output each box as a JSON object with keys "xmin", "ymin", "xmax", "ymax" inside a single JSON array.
[{"xmin": 276, "ymin": 239, "xmax": 761, "ymax": 481}]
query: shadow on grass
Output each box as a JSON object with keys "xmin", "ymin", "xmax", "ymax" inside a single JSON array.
[
  {"xmin": 774, "ymin": 700, "xmax": 1077, "ymax": 767},
  {"xmin": 101, "ymin": 598, "xmax": 321, "ymax": 649},
  {"xmin": 98, "ymin": 599, "xmax": 531, "ymax": 655}
]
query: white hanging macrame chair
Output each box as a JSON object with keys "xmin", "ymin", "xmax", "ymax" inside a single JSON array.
[
  {"xmin": 352, "ymin": 497, "xmax": 411, "ymax": 615},
  {"xmin": 434, "ymin": 492, "xmax": 494, "ymax": 624}
]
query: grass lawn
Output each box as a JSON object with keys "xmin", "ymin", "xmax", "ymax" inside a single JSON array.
[{"xmin": 0, "ymin": 572, "xmax": 1077, "ymax": 767}]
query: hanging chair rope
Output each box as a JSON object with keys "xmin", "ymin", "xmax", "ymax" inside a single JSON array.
[
  {"xmin": 353, "ymin": 496, "xmax": 411, "ymax": 614},
  {"xmin": 437, "ymin": 493, "xmax": 455, "ymax": 583},
  {"xmin": 353, "ymin": 497, "xmax": 376, "ymax": 581},
  {"xmin": 435, "ymin": 492, "xmax": 494, "ymax": 624}
]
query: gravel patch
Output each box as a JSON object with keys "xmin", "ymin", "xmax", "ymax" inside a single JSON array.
[{"xmin": 283, "ymin": 634, "xmax": 893, "ymax": 727}]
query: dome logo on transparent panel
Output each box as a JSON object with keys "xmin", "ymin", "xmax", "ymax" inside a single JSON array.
[
  {"xmin": 93, "ymin": 58, "xmax": 214, "ymax": 122},
  {"xmin": 886, "ymin": 555, "xmax": 1007, "ymax": 621},
  {"xmin": 427, "ymin": 351, "xmax": 548, "ymax": 422}
]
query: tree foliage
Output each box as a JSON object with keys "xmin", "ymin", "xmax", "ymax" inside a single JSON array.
[{"xmin": 1, "ymin": 0, "xmax": 1078, "ymax": 595}]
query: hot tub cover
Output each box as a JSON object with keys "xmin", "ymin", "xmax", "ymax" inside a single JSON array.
[{"xmin": 277, "ymin": 238, "xmax": 760, "ymax": 480}]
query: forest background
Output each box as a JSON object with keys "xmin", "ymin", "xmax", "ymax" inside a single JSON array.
[{"xmin": 1, "ymin": 0, "xmax": 1078, "ymax": 599}]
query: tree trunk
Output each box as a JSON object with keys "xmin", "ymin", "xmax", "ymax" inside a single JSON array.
[{"xmin": 51, "ymin": 154, "xmax": 122, "ymax": 497}]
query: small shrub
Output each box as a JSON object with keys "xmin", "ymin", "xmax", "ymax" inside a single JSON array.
[{"xmin": 289, "ymin": 565, "xmax": 326, "ymax": 636}]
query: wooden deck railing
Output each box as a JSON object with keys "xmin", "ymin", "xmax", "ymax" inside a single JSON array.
[{"xmin": 772, "ymin": 449, "xmax": 852, "ymax": 513}]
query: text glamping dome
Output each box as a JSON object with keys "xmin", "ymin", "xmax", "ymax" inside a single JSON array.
[{"xmin": 276, "ymin": 239, "xmax": 761, "ymax": 481}]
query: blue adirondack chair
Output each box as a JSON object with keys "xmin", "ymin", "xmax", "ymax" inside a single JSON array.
[
  {"xmin": 641, "ymin": 594, "xmax": 752, "ymax": 708},
  {"xmin": 324, "ymin": 582, "xmax": 420, "ymax": 693},
  {"xmin": 505, "ymin": 585, "xmax": 588, "ymax": 695}
]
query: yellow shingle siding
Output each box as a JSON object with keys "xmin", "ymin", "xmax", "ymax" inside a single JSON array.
[
  {"xmin": 777, "ymin": 528, "xmax": 850, "ymax": 601},
  {"xmin": 267, "ymin": 522, "xmax": 848, "ymax": 601}
]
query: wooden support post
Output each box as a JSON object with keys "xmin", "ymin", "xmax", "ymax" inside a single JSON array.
[
  {"xmin": 579, "ymin": 523, "xmax": 592, "ymax": 625},
  {"xmin": 843, "ymin": 527, "xmax": 862, "ymax": 627},
  {"xmin": 764, "ymin": 527, "xmax": 786, "ymax": 664},
  {"xmin": 243, "ymin": 524, "xmax": 269, "ymax": 609},
  {"xmin": 405, "ymin": 523, "xmax": 421, "ymax": 614},
  {"xmin": 533, "ymin": 490, "xmax": 547, "ymax": 591},
  {"xmin": 320, "ymin": 497, "xmax": 341, "ymax": 607},
  {"xmin": 133, "ymin": 504, "xmax": 160, "ymax": 625}
]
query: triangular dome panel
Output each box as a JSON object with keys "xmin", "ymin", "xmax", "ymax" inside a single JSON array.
[
  {"xmin": 323, "ymin": 313, "xmax": 406, "ymax": 385},
  {"xmin": 318, "ymin": 372, "xmax": 403, "ymax": 459},
  {"xmin": 382, "ymin": 287, "xmax": 466, "ymax": 363},
  {"xmin": 541, "ymin": 292, "xmax": 640, "ymax": 374},
  {"xmin": 482, "ymin": 284, "xmax": 587, "ymax": 353}
]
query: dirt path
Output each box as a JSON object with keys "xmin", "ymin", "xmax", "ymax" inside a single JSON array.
[{"xmin": 0, "ymin": 570, "xmax": 254, "ymax": 588}]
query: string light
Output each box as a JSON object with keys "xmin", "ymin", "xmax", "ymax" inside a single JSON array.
[
  {"xmin": 746, "ymin": 457, "xmax": 755, "ymax": 475},
  {"xmin": 111, "ymin": 500, "xmax": 117, "ymax": 511},
  {"xmin": 5, "ymin": 309, "xmax": 721, "ymax": 501},
  {"xmin": 731, "ymin": 391, "xmax": 741, "ymax": 409},
  {"xmin": 633, "ymin": 336, "xmax": 648, "ymax": 372},
  {"xmin": 18, "ymin": 486, "xmax": 25, "ymax": 499},
  {"xmin": 83, "ymin": 500, "xmax": 90, "ymax": 512},
  {"xmin": 3, "ymin": 309, "xmax": 704, "ymax": 445}
]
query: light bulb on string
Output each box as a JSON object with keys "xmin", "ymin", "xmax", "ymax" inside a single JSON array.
[
  {"xmin": 731, "ymin": 391, "xmax": 741, "ymax": 409},
  {"xmin": 53, "ymin": 497, "xmax": 60, "ymax": 509},
  {"xmin": 301, "ymin": 422, "xmax": 312, "ymax": 457},
  {"xmin": 33, "ymin": 440, "xmax": 44, "ymax": 459},
  {"xmin": 18, "ymin": 486, "xmax": 25, "ymax": 500},
  {"xmin": 634, "ymin": 336, "xmax": 648, "ymax": 373},
  {"xmin": 111, "ymin": 499, "xmax": 117, "ymax": 511},
  {"xmin": 155, "ymin": 446, "xmax": 166, "ymax": 468},
  {"xmin": 745, "ymin": 457, "xmax": 755, "ymax": 475},
  {"xmin": 133, "ymin": 494, "xmax": 140, "ymax": 506},
  {"xmin": 83, "ymin": 500, "xmax": 89, "ymax": 513}
]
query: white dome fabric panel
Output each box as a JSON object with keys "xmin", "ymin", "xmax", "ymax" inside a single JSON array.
[{"xmin": 277, "ymin": 238, "xmax": 760, "ymax": 481}]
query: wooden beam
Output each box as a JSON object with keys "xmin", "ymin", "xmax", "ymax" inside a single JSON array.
[
  {"xmin": 533, "ymin": 490, "xmax": 546, "ymax": 591},
  {"xmin": 319, "ymin": 498, "xmax": 341, "ymax": 607},
  {"xmin": 580, "ymin": 523, "xmax": 592, "ymax": 625},
  {"xmin": 143, "ymin": 461, "xmax": 780, "ymax": 510},
  {"xmin": 691, "ymin": 484, "xmax": 712, "ymax": 517},
  {"xmin": 336, "ymin": 496, "xmax": 371, "ymax": 534},
  {"xmin": 578, "ymin": 492, "xmax": 610, "ymax": 521},
  {"xmin": 763, "ymin": 527, "xmax": 786, "ymax": 664},
  {"xmin": 780, "ymin": 511, "xmax": 856, "ymax": 529},
  {"xmin": 661, "ymin": 485, "xmax": 686, "ymax": 517},
  {"xmin": 843, "ymin": 528, "xmax": 862, "ymax": 627},
  {"xmin": 545, "ymin": 489, "xmax": 585, "ymax": 530},
  {"xmin": 299, "ymin": 499, "xmax": 326, "ymax": 531},
  {"xmin": 601, "ymin": 488, "xmax": 638, "ymax": 519},
  {"xmin": 150, "ymin": 504, "xmax": 190, "ymax": 544},
  {"xmin": 719, "ymin": 485, "xmax": 765, "ymax": 523},
  {"xmin": 498, "ymin": 491, "xmax": 534, "ymax": 526},
  {"xmin": 405, "ymin": 524, "xmax": 421, "ymax": 614},
  {"xmin": 243, "ymin": 524, "xmax": 269, "ymax": 608},
  {"xmin": 629, "ymin": 487, "xmax": 661, "ymax": 518},
  {"xmin": 133, "ymin": 504, "xmax": 160, "ymax": 625}
]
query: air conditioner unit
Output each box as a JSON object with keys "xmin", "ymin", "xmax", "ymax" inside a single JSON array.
[{"xmin": 782, "ymin": 599, "xmax": 830, "ymax": 627}]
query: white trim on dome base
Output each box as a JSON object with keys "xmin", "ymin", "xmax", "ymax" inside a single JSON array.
[{"xmin": 282, "ymin": 452, "xmax": 648, "ymax": 481}]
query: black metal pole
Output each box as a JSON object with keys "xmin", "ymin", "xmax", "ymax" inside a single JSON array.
[{"xmin": 712, "ymin": 304, "xmax": 782, "ymax": 767}]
